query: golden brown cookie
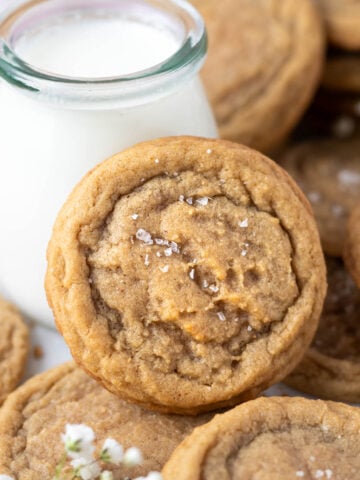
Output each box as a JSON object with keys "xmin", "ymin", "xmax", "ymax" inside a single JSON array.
[
  {"xmin": 0, "ymin": 296, "xmax": 29, "ymax": 404},
  {"xmin": 344, "ymin": 202, "xmax": 360, "ymax": 288},
  {"xmin": 323, "ymin": 54, "xmax": 360, "ymax": 93},
  {"xmin": 162, "ymin": 396, "xmax": 360, "ymax": 480},
  {"xmin": 315, "ymin": 0, "xmax": 360, "ymax": 50},
  {"xmin": 280, "ymin": 139, "xmax": 360, "ymax": 257},
  {"xmin": 286, "ymin": 257, "xmax": 360, "ymax": 402},
  {"xmin": 0, "ymin": 362, "xmax": 212, "ymax": 479},
  {"xmin": 46, "ymin": 136, "xmax": 326, "ymax": 414},
  {"xmin": 191, "ymin": 0, "xmax": 324, "ymax": 152}
]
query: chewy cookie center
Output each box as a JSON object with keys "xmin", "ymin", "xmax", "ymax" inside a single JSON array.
[{"xmin": 86, "ymin": 172, "xmax": 298, "ymax": 380}]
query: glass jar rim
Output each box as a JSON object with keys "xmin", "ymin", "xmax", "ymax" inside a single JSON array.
[{"xmin": 0, "ymin": 0, "xmax": 207, "ymax": 107}]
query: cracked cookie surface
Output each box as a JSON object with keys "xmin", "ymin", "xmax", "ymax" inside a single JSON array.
[
  {"xmin": 286, "ymin": 257, "xmax": 360, "ymax": 402},
  {"xmin": 162, "ymin": 396, "xmax": 360, "ymax": 480},
  {"xmin": 0, "ymin": 296, "xmax": 29, "ymax": 404},
  {"xmin": 46, "ymin": 136, "xmax": 326, "ymax": 414},
  {"xmin": 0, "ymin": 363, "xmax": 212, "ymax": 479}
]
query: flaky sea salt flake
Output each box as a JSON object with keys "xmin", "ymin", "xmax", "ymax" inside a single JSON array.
[
  {"xmin": 164, "ymin": 248, "xmax": 173, "ymax": 257},
  {"xmin": 206, "ymin": 148, "xmax": 212, "ymax": 154},
  {"xmin": 186, "ymin": 197, "xmax": 193, "ymax": 205},
  {"xmin": 136, "ymin": 229, "xmax": 153, "ymax": 245},
  {"xmin": 144, "ymin": 254, "xmax": 150, "ymax": 266},
  {"xmin": 131, "ymin": 213, "xmax": 139, "ymax": 220},
  {"xmin": 239, "ymin": 218, "xmax": 248, "ymax": 228},
  {"xmin": 217, "ymin": 311, "xmax": 226, "ymax": 321},
  {"xmin": 159, "ymin": 265, "xmax": 169, "ymax": 273},
  {"xmin": 296, "ymin": 472, "xmax": 305, "ymax": 478},
  {"xmin": 209, "ymin": 284, "xmax": 219, "ymax": 293},
  {"xmin": 189, "ymin": 268, "xmax": 195, "ymax": 280},
  {"xmin": 196, "ymin": 197, "xmax": 210, "ymax": 206}
]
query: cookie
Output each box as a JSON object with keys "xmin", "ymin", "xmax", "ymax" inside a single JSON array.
[
  {"xmin": 286, "ymin": 257, "xmax": 360, "ymax": 402},
  {"xmin": 0, "ymin": 362, "xmax": 212, "ymax": 479},
  {"xmin": 323, "ymin": 54, "xmax": 360, "ymax": 93},
  {"xmin": 0, "ymin": 296, "xmax": 29, "ymax": 404},
  {"xmin": 46, "ymin": 136, "xmax": 326, "ymax": 414},
  {"xmin": 280, "ymin": 139, "xmax": 360, "ymax": 257},
  {"xmin": 344, "ymin": 202, "xmax": 360, "ymax": 288},
  {"xmin": 315, "ymin": 0, "xmax": 360, "ymax": 50},
  {"xmin": 162, "ymin": 396, "xmax": 360, "ymax": 480},
  {"xmin": 191, "ymin": 0, "xmax": 324, "ymax": 152}
]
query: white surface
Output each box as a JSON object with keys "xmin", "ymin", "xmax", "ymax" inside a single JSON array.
[{"xmin": 15, "ymin": 13, "xmax": 179, "ymax": 78}]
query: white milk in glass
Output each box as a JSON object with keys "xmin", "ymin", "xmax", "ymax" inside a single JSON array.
[{"xmin": 0, "ymin": 0, "xmax": 217, "ymax": 327}]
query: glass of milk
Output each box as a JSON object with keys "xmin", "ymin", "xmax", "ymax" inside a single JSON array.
[{"xmin": 0, "ymin": 0, "xmax": 217, "ymax": 328}]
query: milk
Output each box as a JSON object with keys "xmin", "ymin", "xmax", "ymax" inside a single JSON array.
[
  {"xmin": 0, "ymin": 2, "xmax": 217, "ymax": 327},
  {"xmin": 15, "ymin": 14, "xmax": 180, "ymax": 78}
]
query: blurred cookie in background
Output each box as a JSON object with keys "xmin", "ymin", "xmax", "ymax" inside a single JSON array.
[
  {"xmin": 280, "ymin": 138, "xmax": 360, "ymax": 256},
  {"xmin": 286, "ymin": 257, "xmax": 360, "ymax": 402},
  {"xmin": 191, "ymin": 0, "xmax": 325, "ymax": 152},
  {"xmin": 345, "ymin": 201, "xmax": 360, "ymax": 289},
  {"xmin": 0, "ymin": 296, "xmax": 29, "ymax": 404},
  {"xmin": 315, "ymin": 0, "xmax": 360, "ymax": 51}
]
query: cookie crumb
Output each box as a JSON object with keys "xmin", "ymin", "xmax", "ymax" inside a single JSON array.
[{"xmin": 33, "ymin": 345, "xmax": 44, "ymax": 359}]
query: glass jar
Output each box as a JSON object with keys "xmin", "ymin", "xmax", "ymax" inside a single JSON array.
[{"xmin": 0, "ymin": 0, "xmax": 218, "ymax": 328}]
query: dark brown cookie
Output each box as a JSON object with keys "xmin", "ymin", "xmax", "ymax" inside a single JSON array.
[
  {"xmin": 163, "ymin": 396, "xmax": 360, "ymax": 480},
  {"xmin": 0, "ymin": 363, "xmax": 212, "ymax": 479},
  {"xmin": 286, "ymin": 257, "xmax": 360, "ymax": 402},
  {"xmin": 46, "ymin": 136, "xmax": 326, "ymax": 414},
  {"xmin": 323, "ymin": 54, "xmax": 360, "ymax": 93},
  {"xmin": 280, "ymin": 139, "xmax": 360, "ymax": 256},
  {"xmin": 191, "ymin": 0, "xmax": 324, "ymax": 152},
  {"xmin": 344, "ymin": 201, "xmax": 360, "ymax": 288}
]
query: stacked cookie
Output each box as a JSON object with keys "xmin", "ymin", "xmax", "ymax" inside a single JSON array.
[
  {"xmin": 298, "ymin": 1, "xmax": 360, "ymax": 140},
  {"xmin": 190, "ymin": 0, "xmax": 325, "ymax": 153},
  {"xmin": 277, "ymin": 1, "xmax": 360, "ymax": 403}
]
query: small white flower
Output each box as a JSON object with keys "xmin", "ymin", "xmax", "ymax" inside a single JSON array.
[
  {"xmin": 101, "ymin": 438, "xmax": 124, "ymax": 464},
  {"xmin": 123, "ymin": 447, "xmax": 143, "ymax": 467},
  {"xmin": 100, "ymin": 471, "xmax": 114, "ymax": 480},
  {"xmin": 62, "ymin": 424, "xmax": 95, "ymax": 459},
  {"xmin": 0, "ymin": 475, "xmax": 15, "ymax": 480},
  {"xmin": 146, "ymin": 472, "xmax": 163, "ymax": 480},
  {"xmin": 71, "ymin": 457, "xmax": 101, "ymax": 480}
]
